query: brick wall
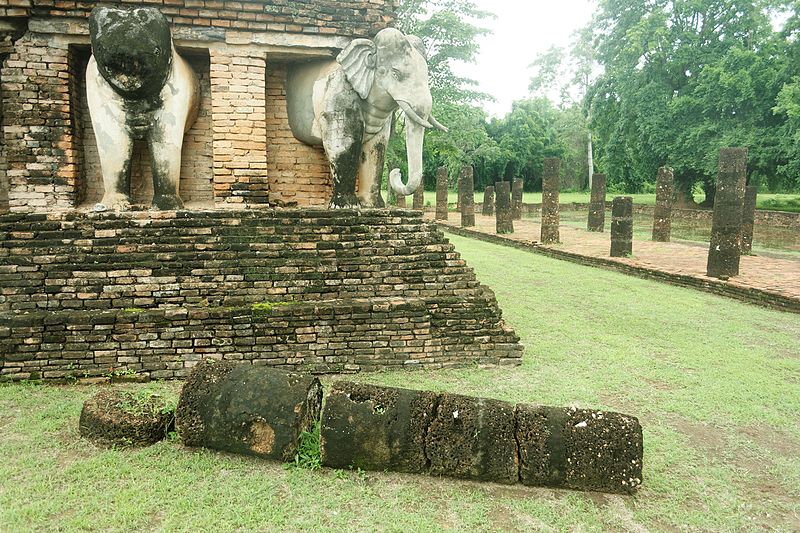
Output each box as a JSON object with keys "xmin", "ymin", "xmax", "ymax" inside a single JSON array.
[
  {"xmin": 2, "ymin": 32, "xmax": 79, "ymax": 211},
  {"xmin": 0, "ymin": 209, "xmax": 523, "ymax": 380},
  {"xmin": 266, "ymin": 62, "xmax": 331, "ymax": 207},
  {"xmin": 26, "ymin": 0, "xmax": 397, "ymax": 38},
  {"xmin": 210, "ymin": 51, "xmax": 269, "ymax": 205}
]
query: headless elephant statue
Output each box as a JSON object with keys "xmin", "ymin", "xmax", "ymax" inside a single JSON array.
[
  {"xmin": 287, "ymin": 28, "xmax": 447, "ymax": 209},
  {"xmin": 86, "ymin": 6, "xmax": 199, "ymax": 211}
]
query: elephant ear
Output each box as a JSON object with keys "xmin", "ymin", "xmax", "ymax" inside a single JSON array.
[
  {"xmin": 337, "ymin": 38, "xmax": 377, "ymax": 100},
  {"xmin": 406, "ymin": 35, "xmax": 427, "ymax": 60}
]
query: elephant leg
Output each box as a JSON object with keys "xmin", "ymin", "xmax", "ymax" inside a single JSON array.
[
  {"xmin": 148, "ymin": 126, "xmax": 185, "ymax": 211},
  {"xmin": 357, "ymin": 121, "xmax": 391, "ymax": 208},
  {"xmin": 86, "ymin": 58, "xmax": 135, "ymax": 211},
  {"xmin": 319, "ymin": 78, "xmax": 364, "ymax": 208}
]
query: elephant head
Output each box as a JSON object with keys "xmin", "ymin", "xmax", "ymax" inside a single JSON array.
[
  {"xmin": 338, "ymin": 28, "xmax": 447, "ymax": 197},
  {"xmin": 89, "ymin": 6, "xmax": 173, "ymax": 100}
]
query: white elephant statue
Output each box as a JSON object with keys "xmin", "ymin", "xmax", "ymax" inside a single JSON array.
[
  {"xmin": 287, "ymin": 28, "xmax": 447, "ymax": 208},
  {"xmin": 86, "ymin": 6, "xmax": 199, "ymax": 211}
]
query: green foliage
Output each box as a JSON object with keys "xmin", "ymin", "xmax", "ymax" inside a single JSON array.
[
  {"xmin": 588, "ymin": 0, "xmax": 800, "ymax": 199},
  {"xmin": 117, "ymin": 387, "xmax": 176, "ymax": 418},
  {"xmin": 285, "ymin": 422, "xmax": 321, "ymax": 471}
]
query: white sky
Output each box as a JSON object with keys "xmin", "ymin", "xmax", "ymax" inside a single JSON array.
[{"xmin": 453, "ymin": 0, "xmax": 596, "ymax": 117}]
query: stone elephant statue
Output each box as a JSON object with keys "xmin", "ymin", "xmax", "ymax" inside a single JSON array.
[
  {"xmin": 86, "ymin": 6, "xmax": 199, "ymax": 211},
  {"xmin": 287, "ymin": 28, "xmax": 447, "ymax": 208}
]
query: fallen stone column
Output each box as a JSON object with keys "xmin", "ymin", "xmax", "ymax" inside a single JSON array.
[
  {"xmin": 587, "ymin": 173, "xmax": 606, "ymax": 232},
  {"xmin": 413, "ymin": 185, "xmax": 425, "ymax": 210},
  {"xmin": 435, "ymin": 166, "xmax": 448, "ymax": 221},
  {"xmin": 482, "ymin": 186, "xmax": 495, "ymax": 216},
  {"xmin": 652, "ymin": 167, "xmax": 674, "ymax": 242},
  {"xmin": 176, "ymin": 361, "xmax": 322, "ymax": 461},
  {"xmin": 459, "ymin": 165, "xmax": 475, "ymax": 227},
  {"xmin": 511, "ymin": 178, "xmax": 524, "ymax": 220},
  {"xmin": 80, "ymin": 389, "xmax": 175, "ymax": 447},
  {"xmin": 611, "ymin": 196, "xmax": 633, "ymax": 257},
  {"xmin": 707, "ymin": 148, "xmax": 748, "ymax": 278},
  {"xmin": 425, "ymin": 393, "xmax": 519, "ymax": 484},
  {"xmin": 320, "ymin": 381, "xmax": 438, "ymax": 473},
  {"xmin": 541, "ymin": 158, "xmax": 561, "ymax": 244},
  {"xmin": 516, "ymin": 405, "xmax": 643, "ymax": 494},
  {"xmin": 740, "ymin": 185, "xmax": 758, "ymax": 254},
  {"xmin": 495, "ymin": 181, "xmax": 514, "ymax": 234}
]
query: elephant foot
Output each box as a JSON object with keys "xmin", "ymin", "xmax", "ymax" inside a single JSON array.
[
  {"xmin": 329, "ymin": 192, "xmax": 360, "ymax": 209},
  {"xmin": 152, "ymin": 194, "xmax": 184, "ymax": 211},
  {"xmin": 98, "ymin": 193, "xmax": 131, "ymax": 212}
]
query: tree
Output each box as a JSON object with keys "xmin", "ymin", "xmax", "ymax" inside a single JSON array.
[{"xmin": 587, "ymin": 0, "xmax": 795, "ymax": 205}]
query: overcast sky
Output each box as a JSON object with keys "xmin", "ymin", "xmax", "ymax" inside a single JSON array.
[{"xmin": 452, "ymin": 0, "xmax": 596, "ymax": 117}]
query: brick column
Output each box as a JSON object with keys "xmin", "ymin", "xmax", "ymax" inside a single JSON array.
[
  {"xmin": 495, "ymin": 181, "xmax": 513, "ymax": 234},
  {"xmin": 482, "ymin": 186, "xmax": 495, "ymax": 216},
  {"xmin": 3, "ymin": 35, "xmax": 79, "ymax": 211},
  {"xmin": 540, "ymin": 158, "xmax": 561, "ymax": 244},
  {"xmin": 459, "ymin": 165, "xmax": 475, "ymax": 227},
  {"xmin": 511, "ymin": 178, "xmax": 523, "ymax": 220},
  {"xmin": 412, "ymin": 186, "xmax": 424, "ymax": 210},
  {"xmin": 587, "ymin": 173, "xmax": 606, "ymax": 232},
  {"xmin": 210, "ymin": 51, "xmax": 268, "ymax": 206},
  {"xmin": 707, "ymin": 148, "xmax": 747, "ymax": 279},
  {"xmin": 611, "ymin": 196, "xmax": 633, "ymax": 257},
  {"xmin": 740, "ymin": 185, "xmax": 758, "ymax": 255},
  {"xmin": 435, "ymin": 166, "xmax": 448, "ymax": 221},
  {"xmin": 652, "ymin": 167, "xmax": 674, "ymax": 242}
]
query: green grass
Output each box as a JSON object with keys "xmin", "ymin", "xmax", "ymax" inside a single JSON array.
[
  {"xmin": 422, "ymin": 191, "xmax": 800, "ymax": 212},
  {"xmin": 2, "ymin": 235, "xmax": 799, "ymax": 531}
]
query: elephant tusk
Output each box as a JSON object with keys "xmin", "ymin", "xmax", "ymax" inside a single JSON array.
[
  {"xmin": 397, "ymin": 100, "xmax": 433, "ymax": 129},
  {"xmin": 429, "ymin": 115, "xmax": 449, "ymax": 133},
  {"xmin": 389, "ymin": 168, "xmax": 415, "ymax": 197}
]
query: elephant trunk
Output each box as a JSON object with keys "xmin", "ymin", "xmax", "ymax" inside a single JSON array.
[{"xmin": 390, "ymin": 119, "xmax": 425, "ymax": 197}]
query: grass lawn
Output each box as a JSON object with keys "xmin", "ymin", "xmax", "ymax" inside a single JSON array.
[
  {"xmin": 422, "ymin": 191, "xmax": 800, "ymax": 212},
  {"xmin": 1, "ymin": 235, "xmax": 799, "ymax": 531}
]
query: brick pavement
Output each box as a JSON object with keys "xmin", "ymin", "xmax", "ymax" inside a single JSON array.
[{"xmin": 432, "ymin": 213, "xmax": 800, "ymax": 306}]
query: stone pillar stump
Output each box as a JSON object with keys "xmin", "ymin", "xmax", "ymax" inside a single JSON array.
[
  {"xmin": 435, "ymin": 166, "xmax": 448, "ymax": 221},
  {"xmin": 740, "ymin": 185, "xmax": 757, "ymax": 254},
  {"xmin": 610, "ymin": 196, "xmax": 633, "ymax": 257},
  {"xmin": 413, "ymin": 186, "xmax": 425, "ymax": 210},
  {"xmin": 707, "ymin": 148, "xmax": 748, "ymax": 278},
  {"xmin": 652, "ymin": 167, "xmax": 674, "ymax": 242},
  {"xmin": 495, "ymin": 181, "xmax": 513, "ymax": 234},
  {"xmin": 511, "ymin": 178, "xmax": 524, "ymax": 220},
  {"xmin": 459, "ymin": 166, "xmax": 475, "ymax": 227},
  {"xmin": 587, "ymin": 173, "xmax": 606, "ymax": 232},
  {"xmin": 396, "ymin": 194, "xmax": 406, "ymax": 208},
  {"xmin": 482, "ymin": 186, "xmax": 495, "ymax": 216},
  {"xmin": 540, "ymin": 158, "xmax": 561, "ymax": 244}
]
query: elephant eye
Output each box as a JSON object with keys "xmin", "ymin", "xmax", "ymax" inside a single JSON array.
[
  {"xmin": 391, "ymin": 68, "xmax": 402, "ymax": 80},
  {"xmin": 154, "ymin": 47, "xmax": 161, "ymax": 56}
]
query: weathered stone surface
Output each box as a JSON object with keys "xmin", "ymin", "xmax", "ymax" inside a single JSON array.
[
  {"xmin": 740, "ymin": 185, "xmax": 758, "ymax": 254},
  {"xmin": 511, "ymin": 178, "xmax": 524, "ymax": 220},
  {"xmin": 426, "ymin": 393, "xmax": 518, "ymax": 484},
  {"xmin": 436, "ymin": 166, "xmax": 449, "ymax": 221},
  {"xmin": 413, "ymin": 186, "xmax": 425, "ymax": 210},
  {"xmin": 652, "ymin": 167, "xmax": 674, "ymax": 242},
  {"xmin": 176, "ymin": 361, "xmax": 322, "ymax": 461},
  {"xmin": 395, "ymin": 194, "xmax": 407, "ymax": 208},
  {"xmin": 79, "ymin": 389, "xmax": 174, "ymax": 447},
  {"xmin": 482, "ymin": 186, "xmax": 495, "ymax": 216},
  {"xmin": 495, "ymin": 181, "xmax": 514, "ymax": 234},
  {"xmin": 707, "ymin": 148, "xmax": 748, "ymax": 278},
  {"xmin": 587, "ymin": 173, "xmax": 606, "ymax": 232},
  {"xmin": 459, "ymin": 165, "xmax": 475, "ymax": 227},
  {"xmin": 516, "ymin": 405, "xmax": 643, "ymax": 494},
  {"xmin": 611, "ymin": 196, "xmax": 633, "ymax": 258},
  {"xmin": 541, "ymin": 158, "xmax": 561, "ymax": 244},
  {"xmin": 320, "ymin": 382, "xmax": 438, "ymax": 473}
]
